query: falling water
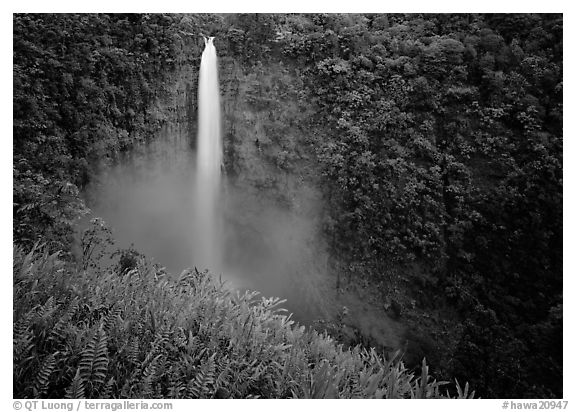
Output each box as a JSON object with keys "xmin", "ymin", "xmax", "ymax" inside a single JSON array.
[{"xmin": 194, "ymin": 36, "xmax": 222, "ymax": 272}]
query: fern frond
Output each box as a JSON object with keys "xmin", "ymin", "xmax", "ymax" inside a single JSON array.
[
  {"xmin": 142, "ymin": 354, "xmax": 162, "ymax": 380},
  {"xmin": 102, "ymin": 307, "xmax": 123, "ymax": 334},
  {"xmin": 79, "ymin": 327, "xmax": 109, "ymax": 390},
  {"xmin": 127, "ymin": 337, "xmax": 140, "ymax": 364},
  {"xmin": 65, "ymin": 369, "xmax": 86, "ymax": 399},
  {"xmin": 167, "ymin": 374, "xmax": 186, "ymax": 399},
  {"xmin": 13, "ymin": 321, "xmax": 35, "ymax": 362},
  {"xmin": 187, "ymin": 354, "xmax": 216, "ymax": 398},
  {"xmin": 34, "ymin": 353, "xmax": 57, "ymax": 397},
  {"xmin": 17, "ymin": 245, "xmax": 37, "ymax": 281},
  {"xmin": 140, "ymin": 354, "xmax": 164, "ymax": 398},
  {"xmin": 99, "ymin": 378, "xmax": 115, "ymax": 399},
  {"xmin": 49, "ymin": 297, "xmax": 80, "ymax": 344},
  {"xmin": 35, "ymin": 296, "xmax": 59, "ymax": 324},
  {"xmin": 215, "ymin": 364, "xmax": 230, "ymax": 390}
]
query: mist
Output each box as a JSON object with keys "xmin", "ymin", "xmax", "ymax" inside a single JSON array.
[{"xmin": 83, "ymin": 125, "xmax": 330, "ymax": 323}]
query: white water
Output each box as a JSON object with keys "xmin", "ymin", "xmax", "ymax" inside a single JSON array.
[{"xmin": 194, "ymin": 37, "xmax": 222, "ymax": 272}]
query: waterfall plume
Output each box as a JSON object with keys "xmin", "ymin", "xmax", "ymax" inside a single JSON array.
[{"xmin": 194, "ymin": 36, "xmax": 222, "ymax": 272}]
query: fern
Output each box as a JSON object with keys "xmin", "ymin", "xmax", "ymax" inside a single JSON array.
[
  {"xmin": 187, "ymin": 354, "xmax": 216, "ymax": 398},
  {"xmin": 302, "ymin": 361, "xmax": 341, "ymax": 399},
  {"xmin": 126, "ymin": 336, "xmax": 140, "ymax": 364},
  {"xmin": 79, "ymin": 327, "xmax": 109, "ymax": 394},
  {"xmin": 141, "ymin": 354, "xmax": 164, "ymax": 398},
  {"xmin": 214, "ymin": 363, "xmax": 231, "ymax": 391},
  {"xmin": 99, "ymin": 378, "xmax": 115, "ymax": 399},
  {"xmin": 49, "ymin": 297, "xmax": 80, "ymax": 344},
  {"xmin": 35, "ymin": 296, "xmax": 59, "ymax": 325},
  {"xmin": 65, "ymin": 369, "xmax": 86, "ymax": 399},
  {"xmin": 14, "ymin": 245, "xmax": 474, "ymax": 399},
  {"xmin": 34, "ymin": 353, "xmax": 57, "ymax": 397},
  {"xmin": 102, "ymin": 307, "xmax": 123, "ymax": 334},
  {"xmin": 13, "ymin": 321, "xmax": 34, "ymax": 363},
  {"xmin": 167, "ymin": 373, "xmax": 187, "ymax": 399}
]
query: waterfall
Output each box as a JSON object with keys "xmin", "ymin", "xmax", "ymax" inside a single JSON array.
[{"xmin": 194, "ymin": 36, "xmax": 222, "ymax": 272}]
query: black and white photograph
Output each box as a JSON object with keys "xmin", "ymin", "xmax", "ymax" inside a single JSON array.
[{"xmin": 12, "ymin": 10, "xmax": 564, "ymax": 404}]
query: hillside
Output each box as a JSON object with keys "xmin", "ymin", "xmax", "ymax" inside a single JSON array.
[{"xmin": 14, "ymin": 242, "xmax": 473, "ymax": 399}]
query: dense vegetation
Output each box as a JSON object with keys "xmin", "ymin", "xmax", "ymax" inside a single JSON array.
[
  {"xmin": 14, "ymin": 240, "xmax": 474, "ymax": 399},
  {"xmin": 14, "ymin": 13, "xmax": 561, "ymax": 398},
  {"xmin": 276, "ymin": 14, "xmax": 563, "ymax": 398},
  {"xmin": 13, "ymin": 14, "xmax": 181, "ymax": 253}
]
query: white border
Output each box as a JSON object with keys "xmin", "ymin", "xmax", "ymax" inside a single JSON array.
[{"xmin": 3, "ymin": 5, "xmax": 571, "ymax": 409}]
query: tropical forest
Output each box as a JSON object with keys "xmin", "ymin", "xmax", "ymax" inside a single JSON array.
[{"xmin": 13, "ymin": 13, "xmax": 562, "ymax": 399}]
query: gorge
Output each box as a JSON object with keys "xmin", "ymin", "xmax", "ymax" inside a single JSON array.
[{"xmin": 13, "ymin": 13, "xmax": 563, "ymax": 399}]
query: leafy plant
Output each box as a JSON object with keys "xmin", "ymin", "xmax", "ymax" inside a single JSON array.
[{"xmin": 13, "ymin": 245, "xmax": 473, "ymax": 399}]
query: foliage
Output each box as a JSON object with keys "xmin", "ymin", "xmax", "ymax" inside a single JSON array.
[
  {"xmin": 12, "ymin": 12, "xmax": 562, "ymax": 399},
  {"xmin": 13, "ymin": 13, "xmax": 183, "ymax": 251},
  {"xmin": 80, "ymin": 218, "xmax": 115, "ymax": 271},
  {"xmin": 13, "ymin": 245, "xmax": 472, "ymax": 399},
  {"xmin": 280, "ymin": 13, "xmax": 562, "ymax": 398},
  {"xmin": 13, "ymin": 166, "xmax": 89, "ymax": 254}
]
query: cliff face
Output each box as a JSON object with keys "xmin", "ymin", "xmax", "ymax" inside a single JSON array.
[{"xmin": 160, "ymin": 36, "xmax": 409, "ymax": 355}]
